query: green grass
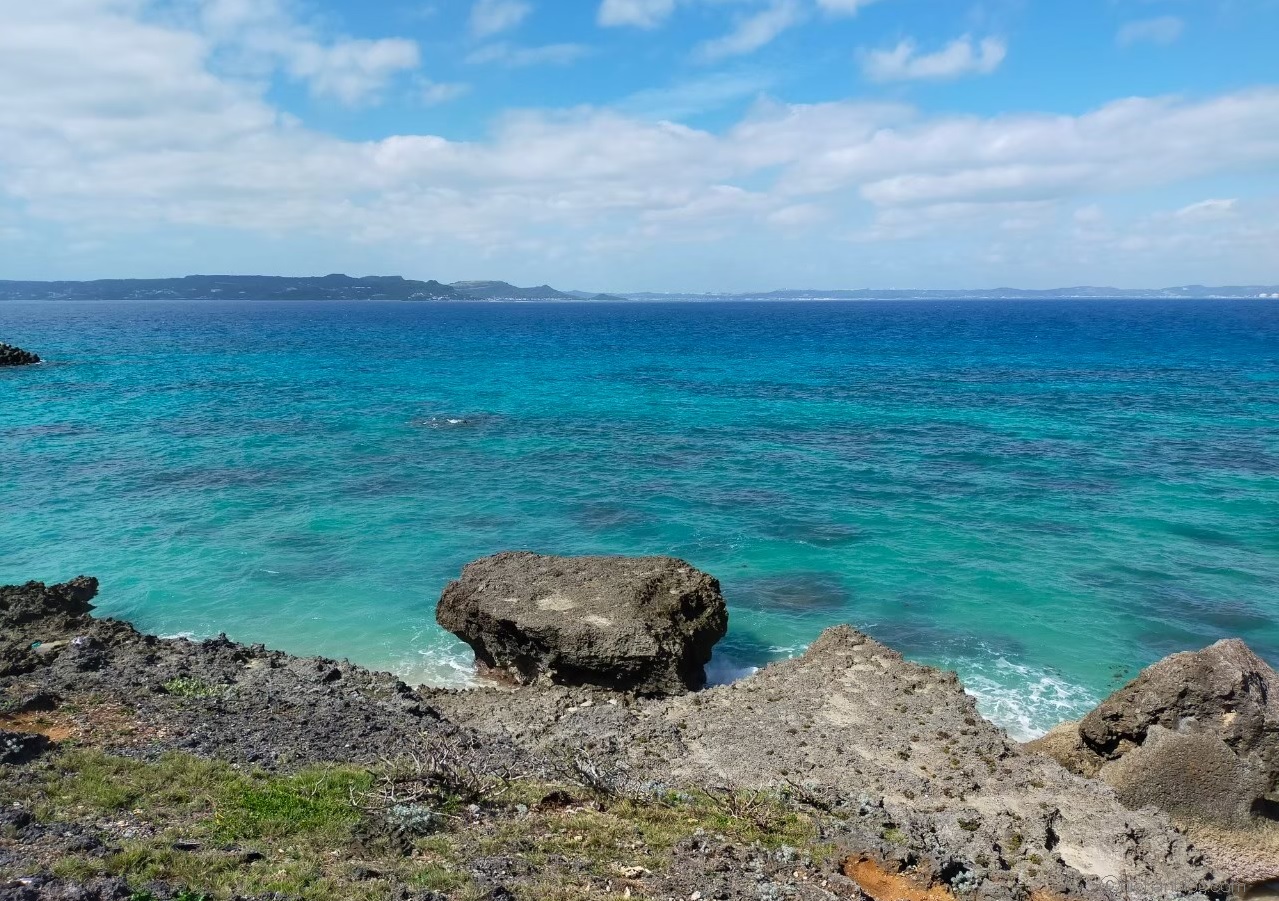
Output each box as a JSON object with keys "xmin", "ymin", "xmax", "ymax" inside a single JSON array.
[
  {"xmin": 161, "ymin": 677, "xmax": 221, "ymax": 699},
  {"xmin": 211, "ymin": 767, "xmax": 372, "ymax": 841},
  {"xmin": 9, "ymin": 750, "xmax": 399, "ymax": 900},
  {"xmin": 34, "ymin": 748, "xmax": 372, "ymax": 840},
  {"xmin": 40, "ymin": 750, "xmax": 229, "ymax": 818},
  {"xmin": 129, "ymin": 892, "xmax": 211, "ymax": 901},
  {"xmin": 406, "ymin": 863, "xmax": 469, "ymax": 893},
  {"xmin": 476, "ymin": 788, "xmax": 821, "ymax": 881},
  {"xmin": 7, "ymin": 749, "xmax": 832, "ymax": 901},
  {"xmin": 882, "ymin": 827, "xmax": 908, "ymax": 845}
]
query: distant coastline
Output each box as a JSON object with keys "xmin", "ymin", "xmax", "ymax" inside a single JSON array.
[{"xmin": 1, "ymin": 273, "xmax": 1277, "ymax": 302}]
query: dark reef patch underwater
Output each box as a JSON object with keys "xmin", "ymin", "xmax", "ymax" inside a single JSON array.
[{"xmin": 2, "ymin": 297, "xmax": 1278, "ymax": 738}]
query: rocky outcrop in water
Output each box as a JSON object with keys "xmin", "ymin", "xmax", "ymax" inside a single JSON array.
[
  {"xmin": 0, "ymin": 343, "xmax": 40, "ymax": 366},
  {"xmin": 1028, "ymin": 639, "xmax": 1279, "ymax": 883},
  {"xmin": 436, "ymin": 552, "xmax": 728, "ymax": 695}
]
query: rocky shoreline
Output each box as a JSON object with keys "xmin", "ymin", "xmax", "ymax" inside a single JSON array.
[{"xmin": 3, "ymin": 556, "xmax": 1277, "ymax": 901}]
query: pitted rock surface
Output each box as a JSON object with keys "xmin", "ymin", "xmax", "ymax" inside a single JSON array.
[
  {"xmin": 1028, "ymin": 639, "xmax": 1279, "ymax": 883},
  {"xmin": 0, "ymin": 577, "xmax": 517, "ymax": 771},
  {"xmin": 428, "ymin": 625, "xmax": 1220, "ymax": 900},
  {"xmin": 436, "ymin": 552, "xmax": 728, "ymax": 696}
]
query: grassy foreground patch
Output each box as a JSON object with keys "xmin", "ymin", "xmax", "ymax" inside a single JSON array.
[{"xmin": 2, "ymin": 749, "xmax": 828, "ymax": 900}]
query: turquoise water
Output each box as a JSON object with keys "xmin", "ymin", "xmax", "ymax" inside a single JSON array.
[{"xmin": 3, "ymin": 299, "xmax": 1277, "ymax": 738}]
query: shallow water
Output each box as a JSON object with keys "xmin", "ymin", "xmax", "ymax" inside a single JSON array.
[{"xmin": 3, "ymin": 298, "xmax": 1277, "ymax": 739}]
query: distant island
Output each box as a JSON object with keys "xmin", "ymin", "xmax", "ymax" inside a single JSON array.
[
  {"xmin": 631, "ymin": 285, "xmax": 1279, "ymax": 301},
  {"xmin": 0, "ymin": 274, "xmax": 624, "ymax": 302},
  {"xmin": 0, "ymin": 273, "xmax": 1276, "ymax": 301}
]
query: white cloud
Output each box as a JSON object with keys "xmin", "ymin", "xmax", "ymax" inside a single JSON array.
[
  {"xmin": 618, "ymin": 71, "xmax": 776, "ymax": 120},
  {"xmin": 469, "ymin": 0, "xmax": 532, "ymax": 38},
  {"xmin": 2, "ymin": 0, "xmax": 1279, "ymax": 288},
  {"xmin": 466, "ymin": 42, "xmax": 591, "ymax": 66},
  {"xmin": 419, "ymin": 80, "xmax": 471, "ymax": 105},
  {"xmin": 1074, "ymin": 204, "xmax": 1105, "ymax": 225},
  {"xmin": 767, "ymin": 202, "xmax": 828, "ymax": 227},
  {"xmin": 1117, "ymin": 16, "xmax": 1185, "ymax": 47},
  {"xmin": 860, "ymin": 35, "xmax": 1006, "ymax": 82},
  {"xmin": 1175, "ymin": 198, "xmax": 1237, "ymax": 220},
  {"xmin": 193, "ymin": 0, "xmax": 421, "ymax": 105},
  {"xmin": 286, "ymin": 38, "xmax": 421, "ymax": 105},
  {"xmin": 850, "ymin": 200, "xmax": 1054, "ymax": 243},
  {"xmin": 696, "ymin": 0, "xmax": 804, "ymax": 61},
  {"xmin": 815, "ymin": 0, "xmax": 885, "ymax": 15},
  {"xmin": 597, "ymin": 0, "xmax": 677, "ymax": 28}
]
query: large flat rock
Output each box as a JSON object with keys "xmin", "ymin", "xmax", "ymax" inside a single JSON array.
[{"xmin": 436, "ymin": 552, "xmax": 728, "ymax": 696}]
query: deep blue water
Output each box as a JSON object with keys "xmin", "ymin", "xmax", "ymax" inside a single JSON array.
[{"xmin": 3, "ymin": 298, "xmax": 1277, "ymax": 738}]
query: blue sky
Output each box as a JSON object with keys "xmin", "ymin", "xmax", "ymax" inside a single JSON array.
[{"xmin": 1, "ymin": 0, "xmax": 1277, "ymax": 291}]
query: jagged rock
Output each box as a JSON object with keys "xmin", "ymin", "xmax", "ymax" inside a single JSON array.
[
  {"xmin": 430, "ymin": 624, "xmax": 1218, "ymax": 900},
  {"xmin": 436, "ymin": 552, "xmax": 728, "ymax": 695},
  {"xmin": 0, "ymin": 568, "xmax": 1234, "ymax": 900},
  {"xmin": 1027, "ymin": 639, "xmax": 1279, "ymax": 884},
  {"xmin": 0, "ymin": 729, "xmax": 51, "ymax": 765},
  {"xmin": 0, "ymin": 876, "xmax": 134, "ymax": 900},
  {"xmin": 1079, "ymin": 639, "xmax": 1277, "ymax": 767},
  {"xmin": 0, "ymin": 343, "xmax": 40, "ymax": 366},
  {"xmin": 0, "ymin": 577, "xmax": 99, "ymax": 630},
  {"xmin": 0, "ymin": 576, "xmax": 495, "ymax": 772},
  {"xmin": 1, "ymin": 578, "xmax": 101, "ymax": 678}
]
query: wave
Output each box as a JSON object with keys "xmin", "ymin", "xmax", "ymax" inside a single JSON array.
[
  {"xmin": 705, "ymin": 651, "xmax": 760, "ymax": 686},
  {"xmin": 949, "ymin": 655, "xmax": 1099, "ymax": 742},
  {"xmin": 410, "ymin": 413, "xmax": 502, "ymax": 430},
  {"xmin": 709, "ymin": 639, "xmax": 1097, "ymax": 741},
  {"xmin": 394, "ymin": 644, "xmax": 477, "ymax": 689}
]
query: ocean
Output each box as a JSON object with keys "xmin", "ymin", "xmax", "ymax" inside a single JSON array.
[{"xmin": 2, "ymin": 298, "xmax": 1277, "ymax": 739}]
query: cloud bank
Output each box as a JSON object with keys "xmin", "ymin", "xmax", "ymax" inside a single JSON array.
[{"xmin": 1, "ymin": 0, "xmax": 1276, "ymax": 288}]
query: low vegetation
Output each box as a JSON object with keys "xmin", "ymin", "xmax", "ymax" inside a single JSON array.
[
  {"xmin": 160, "ymin": 677, "xmax": 222, "ymax": 700},
  {"xmin": 1, "ymin": 745, "xmax": 829, "ymax": 900}
]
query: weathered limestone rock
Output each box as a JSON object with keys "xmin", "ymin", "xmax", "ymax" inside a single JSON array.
[
  {"xmin": 0, "ymin": 577, "xmax": 99, "ymax": 629},
  {"xmin": 429, "ymin": 623, "xmax": 1219, "ymax": 900},
  {"xmin": 1078, "ymin": 639, "xmax": 1277, "ymax": 769},
  {"xmin": 0, "ymin": 342, "xmax": 40, "ymax": 366},
  {"xmin": 436, "ymin": 552, "xmax": 728, "ymax": 695},
  {"xmin": 1027, "ymin": 639, "xmax": 1279, "ymax": 884},
  {"xmin": 0, "ymin": 577, "xmax": 101, "ymax": 678}
]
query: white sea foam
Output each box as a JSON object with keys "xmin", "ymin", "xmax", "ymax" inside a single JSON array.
[
  {"xmin": 766, "ymin": 644, "xmax": 808, "ymax": 658},
  {"xmin": 705, "ymin": 652, "xmax": 759, "ymax": 686},
  {"xmin": 711, "ymin": 642, "xmax": 1096, "ymax": 741},
  {"xmin": 389, "ymin": 644, "xmax": 478, "ymax": 689},
  {"xmin": 413, "ymin": 415, "xmax": 475, "ymax": 429},
  {"xmin": 951, "ymin": 656, "xmax": 1099, "ymax": 741}
]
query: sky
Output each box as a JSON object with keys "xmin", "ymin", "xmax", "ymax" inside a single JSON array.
[{"xmin": 1, "ymin": 0, "xmax": 1277, "ymax": 292}]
